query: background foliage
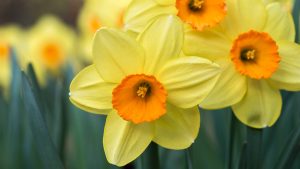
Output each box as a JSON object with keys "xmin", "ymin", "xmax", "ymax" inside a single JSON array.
[{"xmin": 1, "ymin": 0, "xmax": 300, "ymax": 169}]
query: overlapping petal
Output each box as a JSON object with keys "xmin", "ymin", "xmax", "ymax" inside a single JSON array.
[
  {"xmin": 153, "ymin": 104, "xmax": 200, "ymax": 149},
  {"xmin": 264, "ymin": 3, "xmax": 295, "ymax": 42},
  {"xmin": 93, "ymin": 28, "xmax": 144, "ymax": 83},
  {"xmin": 103, "ymin": 110, "xmax": 154, "ymax": 166},
  {"xmin": 232, "ymin": 79, "xmax": 282, "ymax": 128},
  {"xmin": 269, "ymin": 41, "xmax": 300, "ymax": 91},
  {"xmin": 69, "ymin": 65, "xmax": 116, "ymax": 114},
  {"xmin": 157, "ymin": 57, "xmax": 220, "ymax": 108},
  {"xmin": 183, "ymin": 28, "xmax": 231, "ymax": 61},
  {"xmin": 137, "ymin": 15, "xmax": 183, "ymax": 74},
  {"xmin": 124, "ymin": 0, "xmax": 177, "ymax": 33},
  {"xmin": 221, "ymin": 0, "xmax": 267, "ymax": 39},
  {"xmin": 200, "ymin": 61, "xmax": 247, "ymax": 109}
]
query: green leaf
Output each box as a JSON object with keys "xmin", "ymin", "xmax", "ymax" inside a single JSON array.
[
  {"xmin": 21, "ymin": 72, "xmax": 64, "ymax": 169},
  {"xmin": 293, "ymin": 0, "xmax": 300, "ymax": 42},
  {"xmin": 246, "ymin": 127, "xmax": 263, "ymax": 169},
  {"xmin": 228, "ymin": 112, "xmax": 246, "ymax": 169},
  {"xmin": 6, "ymin": 50, "xmax": 23, "ymax": 168},
  {"xmin": 134, "ymin": 143, "xmax": 160, "ymax": 169},
  {"xmin": 237, "ymin": 142, "xmax": 247, "ymax": 169},
  {"xmin": 158, "ymin": 148, "xmax": 188, "ymax": 169}
]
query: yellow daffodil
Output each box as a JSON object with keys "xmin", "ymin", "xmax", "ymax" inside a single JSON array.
[
  {"xmin": 26, "ymin": 15, "xmax": 76, "ymax": 86},
  {"xmin": 70, "ymin": 15, "xmax": 220, "ymax": 166},
  {"xmin": 124, "ymin": 0, "xmax": 226, "ymax": 33},
  {"xmin": 77, "ymin": 0, "xmax": 132, "ymax": 61},
  {"xmin": 184, "ymin": 0, "xmax": 300, "ymax": 128},
  {"xmin": 0, "ymin": 25, "xmax": 25, "ymax": 96},
  {"xmin": 263, "ymin": 0, "xmax": 294, "ymax": 11}
]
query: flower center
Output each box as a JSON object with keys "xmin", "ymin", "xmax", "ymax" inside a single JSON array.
[
  {"xmin": 112, "ymin": 74, "xmax": 167, "ymax": 124},
  {"xmin": 189, "ymin": 0, "xmax": 204, "ymax": 11},
  {"xmin": 0, "ymin": 42, "xmax": 9, "ymax": 60},
  {"xmin": 136, "ymin": 82, "xmax": 150, "ymax": 98},
  {"xmin": 41, "ymin": 42, "xmax": 63, "ymax": 69},
  {"xmin": 241, "ymin": 49, "xmax": 256, "ymax": 61},
  {"xmin": 230, "ymin": 30, "xmax": 280, "ymax": 79},
  {"xmin": 176, "ymin": 0, "xmax": 226, "ymax": 30}
]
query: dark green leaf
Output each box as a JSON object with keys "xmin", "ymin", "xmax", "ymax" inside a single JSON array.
[{"xmin": 22, "ymin": 72, "xmax": 64, "ymax": 169}]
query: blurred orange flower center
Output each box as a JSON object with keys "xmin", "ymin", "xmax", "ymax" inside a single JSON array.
[
  {"xmin": 176, "ymin": 0, "xmax": 226, "ymax": 30},
  {"xmin": 112, "ymin": 74, "xmax": 167, "ymax": 124},
  {"xmin": 230, "ymin": 30, "xmax": 280, "ymax": 79},
  {"xmin": 42, "ymin": 42, "xmax": 63, "ymax": 69},
  {"xmin": 0, "ymin": 42, "xmax": 10, "ymax": 60},
  {"xmin": 89, "ymin": 15, "xmax": 102, "ymax": 33}
]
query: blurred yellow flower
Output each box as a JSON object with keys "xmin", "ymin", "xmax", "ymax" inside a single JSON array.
[
  {"xmin": 184, "ymin": 0, "xmax": 300, "ymax": 128},
  {"xmin": 0, "ymin": 25, "xmax": 24, "ymax": 96},
  {"xmin": 124, "ymin": 0, "xmax": 226, "ymax": 33},
  {"xmin": 77, "ymin": 0, "xmax": 132, "ymax": 62},
  {"xmin": 70, "ymin": 15, "xmax": 220, "ymax": 166},
  {"xmin": 26, "ymin": 15, "xmax": 76, "ymax": 86}
]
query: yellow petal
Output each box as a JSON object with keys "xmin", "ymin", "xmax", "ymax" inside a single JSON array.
[
  {"xmin": 70, "ymin": 65, "xmax": 116, "ymax": 114},
  {"xmin": 158, "ymin": 57, "xmax": 220, "ymax": 108},
  {"xmin": 221, "ymin": 0, "xmax": 267, "ymax": 39},
  {"xmin": 93, "ymin": 28, "xmax": 144, "ymax": 83},
  {"xmin": 200, "ymin": 61, "xmax": 247, "ymax": 109},
  {"xmin": 124, "ymin": 0, "xmax": 177, "ymax": 33},
  {"xmin": 237, "ymin": 0, "xmax": 267, "ymax": 33},
  {"xmin": 137, "ymin": 15, "xmax": 183, "ymax": 74},
  {"xmin": 232, "ymin": 79, "xmax": 282, "ymax": 128},
  {"xmin": 264, "ymin": 3, "xmax": 295, "ymax": 42},
  {"xmin": 183, "ymin": 28, "xmax": 231, "ymax": 62},
  {"xmin": 269, "ymin": 41, "xmax": 300, "ymax": 91},
  {"xmin": 154, "ymin": 0, "xmax": 175, "ymax": 5},
  {"xmin": 103, "ymin": 110, "xmax": 154, "ymax": 166},
  {"xmin": 153, "ymin": 104, "xmax": 199, "ymax": 149},
  {"xmin": 219, "ymin": 0, "xmax": 240, "ymax": 39}
]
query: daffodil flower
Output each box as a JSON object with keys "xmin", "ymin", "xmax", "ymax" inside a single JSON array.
[
  {"xmin": 124, "ymin": 0, "xmax": 226, "ymax": 33},
  {"xmin": 184, "ymin": 0, "xmax": 300, "ymax": 128},
  {"xmin": 78, "ymin": 0, "xmax": 132, "ymax": 61},
  {"xmin": 70, "ymin": 15, "xmax": 220, "ymax": 166},
  {"xmin": 26, "ymin": 15, "xmax": 76, "ymax": 86}
]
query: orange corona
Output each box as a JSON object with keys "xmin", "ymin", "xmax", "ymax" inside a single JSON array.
[
  {"xmin": 176, "ymin": 0, "xmax": 226, "ymax": 30},
  {"xmin": 41, "ymin": 42, "xmax": 63, "ymax": 69},
  {"xmin": 112, "ymin": 74, "xmax": 167, "ymax": 124},
  {"xmin": 0, "ymin": 42, "xmax": 9, "ymax": 60},
  {"xmin": 89, "ymin": 15, "xmax": 102, "ymax": 33},
  {"xmin": 230, "ymin": 30, "xmax": 280, "ymax": 79}
]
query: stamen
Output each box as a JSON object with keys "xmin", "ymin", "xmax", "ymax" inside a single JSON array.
[
  {"xmin": 241, "ymin": 49, "xmax": 256, "ymax": 61},
  {"xmin": 189, "ymin": 0, "xmax": 205, "ymax": 11},
  {"xmin": 137, "ymin": 82, "xmax": 150, "ymax": 98}
]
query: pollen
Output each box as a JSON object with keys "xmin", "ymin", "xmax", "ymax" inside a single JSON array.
[
  {"xmin": 112, "ymin": 74, "xmax": 167, "ymax": 124},
  {"xmin": 136, "ymin": 82, "xmax": 150, "ymax": 98},
  {"xmin": 176, "ymin": 0, "xmax": 226, "ymax": 30},
  {"xmin": 189, "ymin": 0, "xmax": 204, "ymax": 11},
  {"xmin": 230, "ymin": 30, "xmax": 280, "ymax": 79},
  {"xmin": 241, "ymin": 49, "xmax": 256, "ymax": 61}
]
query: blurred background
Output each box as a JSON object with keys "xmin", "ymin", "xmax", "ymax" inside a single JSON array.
[{"xmin": 0, "ymin": 0, "xmax": 82, "ymax": 27}]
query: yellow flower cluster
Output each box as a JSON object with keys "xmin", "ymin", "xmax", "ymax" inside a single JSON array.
[
  {"xmin": 0, "ymin": 0, "xmax": 299, "ymax": 167},
  {"xmin": 69, "ymin": 0, "xmax": 300, "ymax": 166}
]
